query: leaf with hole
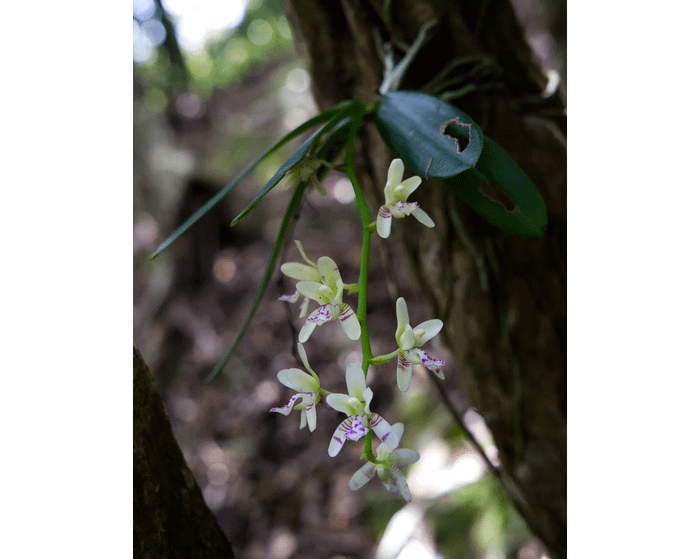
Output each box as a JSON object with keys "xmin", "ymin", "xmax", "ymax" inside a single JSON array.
[
  {"xmin": 375, "ymin": 91, "xmax": 484, "ymax": 179},
  {"xmin": 445, "ymin": 137, "xmax": 547, "ymax": 237}
]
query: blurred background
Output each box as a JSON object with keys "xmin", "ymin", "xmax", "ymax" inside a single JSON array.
[{"xmin": 133, "ymin": 0, "xmax": 565, "ymax": 557}]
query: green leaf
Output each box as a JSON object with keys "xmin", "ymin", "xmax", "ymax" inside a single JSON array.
[
  {"xmin": 206, "ymin": 118, "xmax": 352, "ymax": 383},
  {"xmin": 445, "ymin": 137, "xmax": 547, "ymax": 236},
  {"xmin": 375, "ymin": 90, "xmax": 484, "ymax": 179},
  {"xmin": 205, "ymin": 181, "xmax": 307, "ymax": 384},
  {"xmin": 230, "ymin": 110, "xmax": 352, "ymax": 226},
  {"xmin": 150, "ymin": 101, "xmax": 353, "ymax": 258}
]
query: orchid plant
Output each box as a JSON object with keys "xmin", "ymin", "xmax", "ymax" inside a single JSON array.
[{"xmin": 155, "ymin": 86, "xmax": 544, "ymax": 504}]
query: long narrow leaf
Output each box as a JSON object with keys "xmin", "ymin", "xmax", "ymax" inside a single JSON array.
[
  {"xmin": 229, "ymin": 111, "xmax": 352, "ymax": 226},
  {"xmin": 206, "ymin": 120, "xmax": 352, "ymax": 383},
  {"xmin": 205, "ymin": 181, "xmax": 307, "ymax": 384},
  {"xmin": 150, "ymin": 101, "xmax": 352, "ymax": 258}
]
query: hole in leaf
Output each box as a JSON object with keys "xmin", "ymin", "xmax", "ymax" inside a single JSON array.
[
  {"xmin": 440, "ymin": 117, "xmax": 472, "ymax": 153},
  {"xmin": 478, "ymin": 180, "xmax": 516, "ymax": 212}
]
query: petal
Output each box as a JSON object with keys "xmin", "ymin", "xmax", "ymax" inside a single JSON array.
[
  {"xmin": 345, "ymin": 414, "xmax": 369, "ymax": 441},
  {"xmin": 270, "ymin": 393, "xmax": 304, "ymax": 416},
  {"xmin": 390, "ymin": 201, "xmax": 418, "ymax": 218},
  {"xmin": 297, "ymin": 342, "xmax": 315, "ymax": 375},
  {"xmin": 277, "ymin": 368, "xmax": 317, "ymax": 392},
  {"xmin": 385, "ymin": 466, "xmax": 412, "ymax": 502},
  {"xmin": 299, "ymin": 296, "xmax": 310, "ymax": 318},
  {"xmin": 395, "ymin": 297, "xmax": 410, "ymax": 340},
  {"xmin": 299, "ymin": 409, "xmax": 307, "ymax": 430},
  {"xmin": 377, "ymin": 206, "xmax": 392, "ymax": 238},
  {"xmin": 369, "ymin": 413, "xmax": 399, "ymax": 449},
  {"xmin": 398, "ymin": 327, "xmax": 415, "ymax": 350},
  {"xmin": 306, "ymin": 304, "xmax": 333, "ymax": 324},
  {"xmin": 386, "ymin": 159, "xmax": 405, "ymax": 191},
  {"xmin": 393, "ymin": 448, "xmax": 420, "ymax": 466},
  {"xmin": 339, "ymin": 304, "xmax": 361, "ymax": 340},
  {"xmin": 397, "ymin": 353, "xmax": 413, "ymax": 392},
  {"xmin": 299, "ymin": 320, "xmax": 316, "ymax": 343},
  {"xmin": 349, "ymin": 462, "xmax": 377, "ymax": 490},
  {"xmin": 296, "ymin": 281, "xmax": 327, "ymax": 304},
  {"xmin": 362, "ymin": 387, "xmax": 373, "ymax": 415},
  {"xmin": 328, "ymin": 419, "xmax": 350, "ymax": 457},
  {"xmin": 411, "ymin": 207, "xmax": 435, "ymax": 228},
  {"xmin": 294, "ymin": 239, "xmax": 316, "ymax": 266},
  {"xmin": 391, "ymin": 422, "xmax": 405, "ymax": 444},
  {"xmin": 345, "ymin": 362, "xmax": 366, "ymax": 399},
  {"xmin": 413, "ymin": 319, "xmax": 443, "ymax": 345},
  {"xmin": 317, "ymin": 256, "xmax": 343, "ymax": 294},
  {"xmin": 299, "ymin": 305, "xmax": 333, "ymax": 342},
  {"xmin": 413, "ymin": 348, "xmax": 445, "ymax": 379},
  {"xmin": 328, "ymin": 416, "xmax": 368, "ymax": 457},
  {"xmin": 384, "ymin": 182, "xmax": 397, "ymax": 206},
  {"xmin": 326, "ymin": 393, "xmax": 355, "ymax": 416},
  {"xmin": 395, "ymin": 176, "xmax": 422, "ymax": 199},
  {"xmin": 376, "ymin": 424, "xmax": 406, "ymax": 460},
  {"xmin": 279, "ymin": 289, "xmax": 301, "ymax": 303},
  {"xmin": 280, "ymin": 262, "xmax": 320, "ymax": 282},
  {"xmin": 305, "ymin": 403, "xmax": 317, "ymax": 432}
]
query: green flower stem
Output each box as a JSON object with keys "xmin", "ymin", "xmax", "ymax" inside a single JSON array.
[
  {"xmin": 344, "ymin": 99, "xmax": 380, "ymax": 464},
  {"xmin": 363, "ymin": 431, "xmax": 378, "ymax": 463},
  {"xmin": 319, "ymin": 388, "xmax": 332, "ymax": 397},
  {"xmin": 343, "ymin": 100, "xmax": 375, "ymax": 376}
]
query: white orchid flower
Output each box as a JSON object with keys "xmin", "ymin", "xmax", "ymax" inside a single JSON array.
[
  {"xmin": 395, "ymin": 297, "xmax": 445, "ymax": 391},
  {"xmin": 326, "ymin": 363, "xmax": 398, "ymax": 457},
  {"xmin": 279, "ymin": 240, "xmax": 322, "ymax": 318},
  {"xmin": 377, "ymin": 159, "xmax": 435, "ymax": 239},
  {"xmin": 270, "ymin": 343, "xmax": 321, "ymax": 431},
  {"xmin": 296, "ymin": 256, "xmax": 361, "ymax": 343},
  {"xmin": 348, "ymin": 422, "xmax": 420, "ymax": 502}
]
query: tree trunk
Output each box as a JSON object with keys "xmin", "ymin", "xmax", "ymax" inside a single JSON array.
[
  {"xmin": 133, "ymin": 342, "xmax": 237, "ymax": 559},
  {"xmin": 282, "ymin": 1, "xmax": 566, "ymax": 557}
]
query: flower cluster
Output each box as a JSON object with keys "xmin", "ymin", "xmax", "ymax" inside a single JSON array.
[{"xmin": 271, "ymin": 159, "xmax": 444, "ymax": 502}]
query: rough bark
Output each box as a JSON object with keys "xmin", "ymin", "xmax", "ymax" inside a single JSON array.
[
  {"xmin": 282, "ymin": 1, "xmax": 566, "ymax": 557},
  {"xmin": 133, "ymin": 342, "xmax": 236, "ymax": 559}
]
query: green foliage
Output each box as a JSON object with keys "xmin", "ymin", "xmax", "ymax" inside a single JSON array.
[
  {"xmin": 205, "ymin": 113, "xmax": 354, "ymax": 382},
  {"xmin": 375, "ymin": 90, "xmax": 484, "ymax": 179},
  {"xmin": 153, "ymin": 88, "xmax": 548, "ymax": 380},
  {"xmin": 446, "ymin": 137, "xmax": 548, "ymax": 236}
]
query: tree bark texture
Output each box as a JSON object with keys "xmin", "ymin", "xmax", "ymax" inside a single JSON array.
[
  {"xmin": 282, "ymin": 1, "xmax": 566, "ymax": 557},
  {"xmin": 133, "ymin": 342, "xmax": 236, "ymax": 559}
]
